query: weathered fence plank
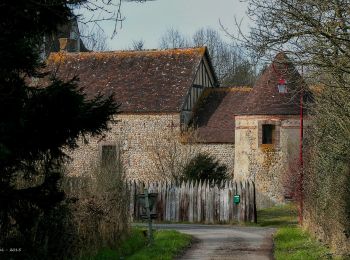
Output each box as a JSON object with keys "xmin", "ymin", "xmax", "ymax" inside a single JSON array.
[{"xmin": 131, "ymin": 179, "xmax": 256, "ymax": 224}]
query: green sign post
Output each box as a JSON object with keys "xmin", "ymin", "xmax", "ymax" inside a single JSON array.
[
  {"xmin": 136, "ymin": 189, "xmax": 158, "ymax": 245},
  {"xmin": 234, "ymin": 195, "xmax": 240, "ymax": 204}
]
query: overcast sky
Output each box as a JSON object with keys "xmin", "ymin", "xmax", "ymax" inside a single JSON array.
[{"xmin": 83, "ymin": 0, "xmax": 250, "ymax": 50}]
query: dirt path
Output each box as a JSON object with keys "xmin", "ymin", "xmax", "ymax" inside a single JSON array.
[{"xmin": 153, "ymin": 224, "xmax": 276, "ymax": 260}]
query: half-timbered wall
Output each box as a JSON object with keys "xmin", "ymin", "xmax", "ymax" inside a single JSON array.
[{"xmin": 181, "ymin": 56, "xmax": 216, "ymax": 127}]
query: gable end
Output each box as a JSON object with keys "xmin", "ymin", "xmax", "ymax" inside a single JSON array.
[{"xmin": 180, "ymin": 52, "xmax": 219, "ymax": 128}]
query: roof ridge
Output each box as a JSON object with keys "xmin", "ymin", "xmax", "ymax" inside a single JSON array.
[
  {"xmin": 221, "ymin": 85, "xmax": 253, "ymax": 88},
  {"xmin": 205, "ymin": 87, "xmax": 252, "ymax": 93},
  {"xmin": 49, "ymin": 46, "xmax": 206, "ymax": 56}
]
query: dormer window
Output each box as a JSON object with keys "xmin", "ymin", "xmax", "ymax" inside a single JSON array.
[{"xmin": 277, "ymin": 78, "xmax": 287, "ymax": 93}]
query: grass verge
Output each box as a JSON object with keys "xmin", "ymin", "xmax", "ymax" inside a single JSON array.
[
  {"xmin": 92, "ymin": 229, "xmax": 145, "ymax": 259},
  {"xmin": 274, "ymin": 226, "xmax": 333, "ymax": 260},
  {"xmin": 256, "ymin": 203, "xmax": 342, "ymax": 259},
  {"xmin": 256, "ymin": 203, "xmax": 298, "ymax": 227},
  {"xmin": 127, "ymin": 230, "xmax": 192, "ymax": 260},
  {"xmin": 92, "ymin": 228, "xmax": 192, "ymax": 260}
]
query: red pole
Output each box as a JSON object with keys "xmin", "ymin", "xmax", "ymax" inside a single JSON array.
[{"xmin": 299, "ymin": 87, "xmax": 304, "ymax": 225}]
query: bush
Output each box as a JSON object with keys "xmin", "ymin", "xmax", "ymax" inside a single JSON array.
[
  {"xmin": 63, "ymin": 151, "xmax": 130, "ymax": 258},
  {"xmin": 304, "ymin": 86, "xmax": 350, "ymax": 254},
  {"xmin": 181, "ymin": 153, "xmax": 228, "ymax": 185}
]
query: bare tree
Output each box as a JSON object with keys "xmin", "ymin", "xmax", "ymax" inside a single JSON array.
[
  {"xmin": 79, "ymin": 24, "xmax": 109, "ymax": 51},
  {"xmin": 75, "ymin": 1, "xmax": 155, "ymax": 51},
  {"xmin": 238, "ymin": 0, "xmax": 350, "ymax": 253},
  {"xmin": 159, "ymin": 28, "xmax": 190, "ymax": 49},
  {"xmin": 159, "ymin": 27, "xmax": 257, "ymax": 85},
  {"xmin": 236, "ymin": 0, "xmax": 350, "ymax": 87},
  {"xmin": 146, "ymin": 128, "xmax": 201, "ymax": 183},
  {"xmin": 131, "ymin": 39, "xmax": 145, "ymax": 50},
  {"xmin": 74, "ymin": 0, "xmax": 156, "ymax": 39},
  {"xmin": 192, "ymin": 28, "xmax": 233, "ymax": 81}
]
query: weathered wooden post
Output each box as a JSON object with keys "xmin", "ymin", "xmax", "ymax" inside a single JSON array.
[
  {"xmin": 234, "ymin": 182, "xmax": 241, "ymax": 222},
  {"xmin": 144, "ymin": 188, "xmax": 153, "ymax": 244},
  {"xmin": 252, "ymin": 181, "xmax": 257, "ymax": 223}
]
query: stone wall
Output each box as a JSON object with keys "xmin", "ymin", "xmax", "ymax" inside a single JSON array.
[
  {"xmin": 234, "ymin": 115, "xmax": 302, "ymax": 208},
  {"xmin": 66, "ymin": 113, "xmax": 235, "ymax": 181},
  {"xmin": 67, "ymin": 112, "xmax": 304, "ymax": 206},
  {"xmin": 196, "ymin": 143, "xmax": 235, "ymax": 177}
]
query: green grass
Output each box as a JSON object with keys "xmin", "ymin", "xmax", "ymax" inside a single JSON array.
[
  {"xmin": 256, "ymin": 203, "xmax": 298, "ymax": 227},
  {"xmin": 127, "ymin": 230, "xmax": 192, "ymax": 260},
  {"xmin": 93, "ymin": 229, "xmax": 146, "ymax": 259},
  {"xmin": 91, "ymin": 229, "xmax": 192, "ymax": 260},
  {"xmin": 256, "ymin": 203, "xmax": 343, "ymax": 259},
  {"xmin": 274, "ymin": 227, "xmax": 332, "ymax": 260}
]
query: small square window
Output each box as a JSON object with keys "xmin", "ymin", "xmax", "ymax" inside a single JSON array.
[
  {"xmin": 278, "ymin": 79, "xmax": 288, "ymax": 93},
  {"xmin": 278, "ymin": 84, "xmax": 288, "ymax": 93},
  {"xmin": 262, "ymin": 124, "xmax": 275, "ymax": 144}
]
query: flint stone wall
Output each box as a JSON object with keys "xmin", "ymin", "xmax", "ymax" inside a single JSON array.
[
  {"xmin": 66, "ymin": 113, "xmax": 235, "ymax": 181},
  {"xmin": 234, "ymin": 115, "xmax": 303, "ymax": 208}
]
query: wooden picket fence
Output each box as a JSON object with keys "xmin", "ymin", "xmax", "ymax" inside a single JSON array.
[{"xmin": 129, "ymin": 180, "xmax": 257, "ymax": 224}]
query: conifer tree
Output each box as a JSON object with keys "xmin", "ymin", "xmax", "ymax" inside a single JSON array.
[{"xmin": 0, "ymin": 1, "xmax": 119, "ymax": 257}]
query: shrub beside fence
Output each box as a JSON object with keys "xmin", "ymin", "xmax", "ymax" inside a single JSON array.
[
  {"xmin": 129, "ymin": 180, "xmax": 256, "ymax": 224},
  {"xmin": 62, "ymin": 167, "xmax": 130, "ymax": 257}
]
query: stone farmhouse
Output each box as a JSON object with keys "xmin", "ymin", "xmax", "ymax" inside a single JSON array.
[{"xmin": 44, "ymin": 41, "xmax": 306, "ymax": 206}]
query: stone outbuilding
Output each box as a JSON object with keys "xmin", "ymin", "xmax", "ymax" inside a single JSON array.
[
  {"xmin": 45, "ymin": 47, "xmax": 240, "ymax": 180},
  {"xmin": 234, "ymin": 53, "xmax": 308, "ymax": 207},
  {"xmin": 44, "ymin": 47, "xmax": 308, "ymax": 207}
]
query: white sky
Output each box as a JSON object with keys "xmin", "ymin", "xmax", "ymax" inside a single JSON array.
[{"xmin": 82, "ymin": 0, "xmax": 250, "ymax": 50}]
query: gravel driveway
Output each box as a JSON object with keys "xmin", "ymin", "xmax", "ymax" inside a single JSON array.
[{"xmin": 152, "ymin": 223, "xmax": 276, "ymax": 260}]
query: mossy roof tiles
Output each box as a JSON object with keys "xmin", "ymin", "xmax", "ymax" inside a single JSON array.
[
  {"xmin": 238, "ymin": 53, "xmax": 306, "ymax": 115},
  {"xmin": 193, "ymin": 87, "xmax": 252, "ymax": 143},
  {"xmin": 46, "ymin": 47, "xmax": 207, "ymax": 112}
]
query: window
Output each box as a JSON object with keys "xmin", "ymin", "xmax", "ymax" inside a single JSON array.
[
  {"xmin": 258, "ymin": 121, "xmax": 280, "ymax": 148},
  {"xmin": 262, "ymin": 124, "xmax": 275, "ymax": 144},
  {"xmin": 277, "ymin": 79, "xmax": 288, "ymax": 93},
  {"xmin": 101, "ymin": 144, "xmax": 117, "ymax": 168}
]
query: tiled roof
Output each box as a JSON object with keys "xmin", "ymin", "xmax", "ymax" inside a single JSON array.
[
  {"xmin": 45, "ymin": 47, "xmax": 207, "ymax": 113},
  {"xmin": 238, "ymin": 52, "xmax": 306, "ymax": 115},
  {"xmin": 193, "ymin": 87, "xmax": 252, "ymax": 143}
]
